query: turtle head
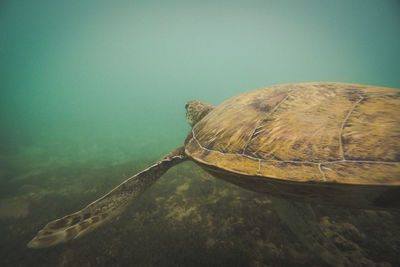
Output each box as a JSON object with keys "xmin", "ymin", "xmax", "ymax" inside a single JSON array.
[{"xmin": 185, "ymin": 100, "xmax": 215, "ymax": 127}]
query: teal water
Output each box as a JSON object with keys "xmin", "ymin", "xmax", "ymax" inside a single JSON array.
[{"xmin": 1, "ymin": 0, "xmax": 400, "ymax": 266}]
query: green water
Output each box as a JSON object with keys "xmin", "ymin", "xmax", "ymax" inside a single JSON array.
[{"xmin": 1, "ymin": 0, "xmax": 400, "ymax": 266}]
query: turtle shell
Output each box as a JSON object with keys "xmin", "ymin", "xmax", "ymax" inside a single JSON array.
[{"xmin": 184, "ymin": 82, "xmax": 400, "ymax": 209}]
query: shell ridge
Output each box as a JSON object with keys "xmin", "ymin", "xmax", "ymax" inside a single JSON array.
[
  {"xmin": 339, "ymin": 92, "xmax": 365, "ymax": 160},
  {"xmin": 318, "ymin": 163, "xmax": 327, "ymax": 182},
  {"xmin": 191, "ymin": 129, "xmax": 398, "ymax": 165},
  {"xmin": 242, "ymin": 92, "xmax": 293, "ymax": 155}
]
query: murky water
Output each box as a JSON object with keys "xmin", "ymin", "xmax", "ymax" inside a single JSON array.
[{"xmin": 1, "ymin": 0, "xmax": 400, "ymax": 266}]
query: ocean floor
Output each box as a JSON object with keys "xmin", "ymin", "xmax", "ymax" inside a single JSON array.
[{"xmin": 0, "ymin": 152, "xmax": 399, "ymax": 267}]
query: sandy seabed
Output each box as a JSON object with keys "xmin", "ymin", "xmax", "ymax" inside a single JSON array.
[{"xmin": 0, "ymin": 158, "xmax": 399, "ymax": 267}]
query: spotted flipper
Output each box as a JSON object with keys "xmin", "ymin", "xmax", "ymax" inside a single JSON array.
[{"xmin": 28, "ymin": 147, "xmax": 186, "ymax": 248}]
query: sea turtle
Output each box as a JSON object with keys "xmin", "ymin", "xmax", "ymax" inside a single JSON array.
[{"xmin": 28, "ymin": 82, "xmax": 400, "ymax": 264}]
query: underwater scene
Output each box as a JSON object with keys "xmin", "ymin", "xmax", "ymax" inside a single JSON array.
[{"xmin": 1, "ymin": 0, "xmax": 400, "ymax": 266}]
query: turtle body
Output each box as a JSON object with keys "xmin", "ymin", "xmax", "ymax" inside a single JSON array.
[
  {"xmin": 29, "ymin": 82, "xmax": 400, "ymax": 250},
  {"xmin": 185, "ymin": 82, "xmax": 400, "ymax": 209}
]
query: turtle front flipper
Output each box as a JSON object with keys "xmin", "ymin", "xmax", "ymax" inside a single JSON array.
[{"xmin": 28, "ymin": 147, "xmax": 186, "ymax": 248}]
